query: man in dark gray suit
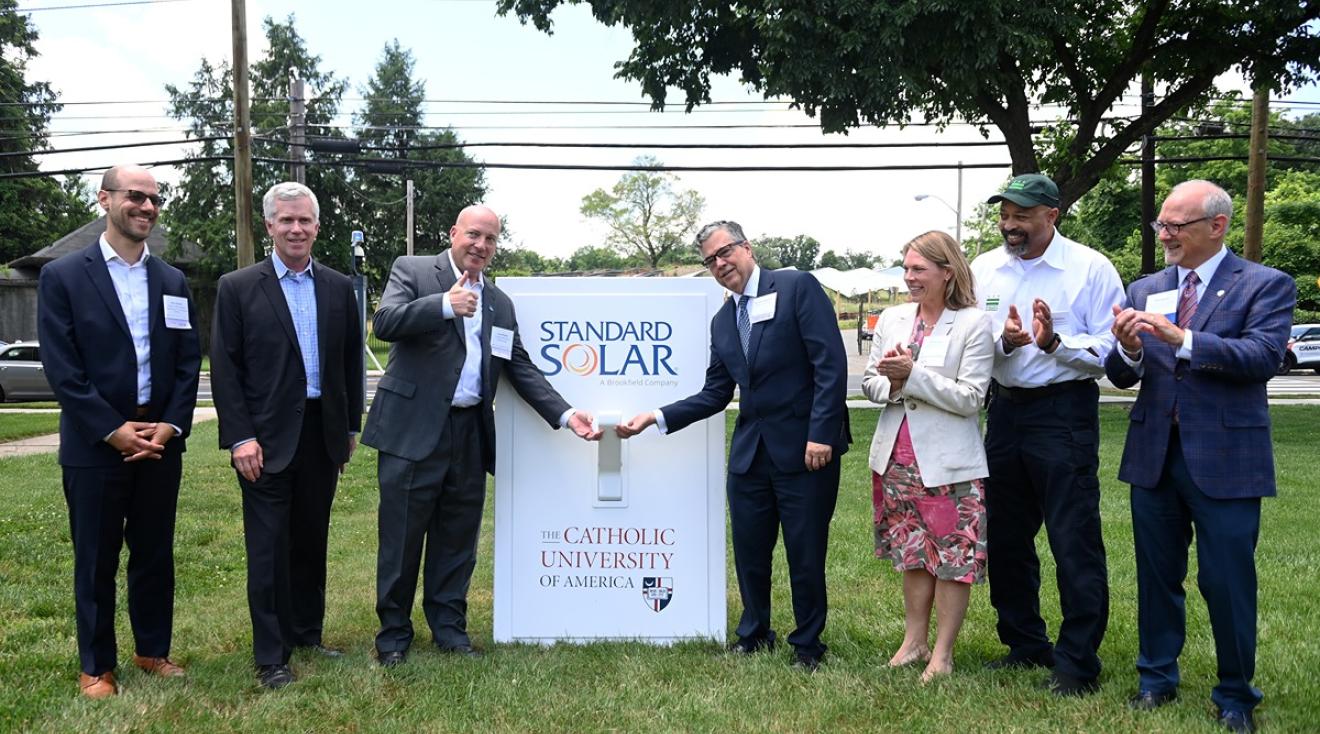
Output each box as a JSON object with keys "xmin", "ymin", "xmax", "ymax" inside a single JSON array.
[
  {"xmin": 211, "ymin": 182, "xmax": 364, "ymax": 690},
  {"xmin": 362, "ymin": 205, "xmax": 600, "ymax": 666}
]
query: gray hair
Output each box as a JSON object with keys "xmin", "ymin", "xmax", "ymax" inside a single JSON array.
[
  {"xmin": 1171, "ymin": 179, "xmax": 1233, "ymax": 221},
  {"xmin": 694, "ymin": 220, "xmax": 748, "ymax": 249},
  {"xmin": 262, "ymin": 181, "xmax": 320, "ymax": 222}
]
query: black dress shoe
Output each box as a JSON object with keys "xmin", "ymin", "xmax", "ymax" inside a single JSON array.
[
  {"xmin": 1217, "ymin": 708, "xmax": 1255, "ymax": 733},
  {"xmin": 984, "ymin": 651, "xmax": 1055, "ymax": 670},
  {"xmin": 377, "ymin": 649, "xmax": 407, "ymax": 668},
  {"xmin": 256, "ymin": 663, "xmax": 295, "ymax": 690},
  {"xmin": 1128, "ymin": 689, "xmax": 1177, "ymax": 710},
  {"xmin": 304, "ymin": 644, "xmax": 344, "ymax": 658},
  {"xmin": 727, "ymin": 636, "xmax": 776, "ymax": 654},
  {"xmin": 792, "ymin": 651, "xmax": 822, "ymax": 672},
  {"xmin": 1042, "ymin": 671, "xmax": 1099, "ymax": 697},
  {"xmin": 437, "ymin": 643, "xmax": 483, "ymax": 659}
]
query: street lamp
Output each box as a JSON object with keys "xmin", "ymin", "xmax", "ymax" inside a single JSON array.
[{"xmin": 914, "ymin": 193, "xmax": 962, "ymax": 243}]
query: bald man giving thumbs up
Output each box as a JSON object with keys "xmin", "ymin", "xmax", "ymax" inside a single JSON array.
[{"xmin": 362, "ymin": 205, "xmax": 600, "ymax": 667}]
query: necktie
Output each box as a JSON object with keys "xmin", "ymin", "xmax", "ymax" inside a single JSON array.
[
  {"xmin": 737, "ymin": 296, "xmax": 751, "ymax": 356},
  {"xmin": 1177, "ymin": 271, "xmax": 1200, "ymax": 329}
]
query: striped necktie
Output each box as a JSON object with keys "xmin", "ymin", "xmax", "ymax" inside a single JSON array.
[
  {"xmin": 1177, "ymin": 272, "xmax": 1200, "ymax": 329},
  {"xmin": 737, "ymin": 296, "xmax": 751, "ymax": 356}
]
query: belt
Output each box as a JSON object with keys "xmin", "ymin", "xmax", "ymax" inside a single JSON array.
[
  {"xmin": 995, "ymin": 379, "xmax": 1093, "ymax": 403},
  {"xmin": 450, "ymin": 403, "xmax": 481, "ymax": 413},
  {"xmin": 135, "ymin": 405, "xmax": 150, "ymax": 418}
]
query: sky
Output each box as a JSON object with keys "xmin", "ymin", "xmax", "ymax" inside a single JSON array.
[{"xmin": 20, "ymin": 0, "xmax": 1320, "ymax": 264}]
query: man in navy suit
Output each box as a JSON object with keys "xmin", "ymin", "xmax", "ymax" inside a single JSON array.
[
  {"xmin": 38, "ymin": 165, "xmax": 201, "ymax": 698},
  {"xmin": 211, "ymin": 182, "xmax": 364, "ymax": 690},
  {"xmin": 1106, "ymin": 180, "xmax": 1294, "ymax": 733},
  {"xmin": 617, "ymin": 220, "xmax": 850, "ymax": 670}
]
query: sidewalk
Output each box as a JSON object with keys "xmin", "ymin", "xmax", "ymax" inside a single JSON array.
[{"xmin": 0, "ymin": 407, "xmax": 217, "ymax": 459}]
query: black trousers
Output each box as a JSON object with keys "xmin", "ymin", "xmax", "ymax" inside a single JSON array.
[
  {"xmin": 728, "ymin": 442, "xmax": 840, "ymax": 657},
  {"xmin": 238, "ymin": 401, "xmax": 339, "ymax": 666},
  {"xmin": 375, "ymin": 405, "xmax": 486, "ymax": 652},
  {"xmin": 984, "ymin": 380, "xmax": 1109, "ymax": 681},
  {"xmin": 63, "ymin": 452, "xmax": 182, "ymax": 675}
]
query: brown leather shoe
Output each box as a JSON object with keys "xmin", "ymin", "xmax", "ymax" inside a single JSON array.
[
  {"xmin": 79, "ymin": 671, "xmax": 118, "ymax": 699},
  {"xmin": 133, "ymin": 654, "xmax": 186, "ymax": 678}
]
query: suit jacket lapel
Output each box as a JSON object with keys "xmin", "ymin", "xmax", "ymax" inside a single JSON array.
[
  {"xmin": 314, "ymin": 262, "xmax": 333, "ymax": 378},
  {"xmin": 891, "ymin": 305, "xmax": 916, "ymax": 352},
  {"xmin": 82, "ymin": 243, "xmax": 132, "ymax": 339},
  {"xmin": 146, "ymin": 255, "xmax": 164, "ymax": 335},
  {"xmin": 435, "ymin": 251, "xmax": 466, "ymax": 344},
  {"xmin": 1191, "ymin": 251, "xmax": 1240, "ymax": 332},
  {"xmin": 258, "ymin": 258, "xmax": 302, "ymax": 358},
  {"xmin": 745, "ymin": 270, "xmax": 775, "ymax": 366}
]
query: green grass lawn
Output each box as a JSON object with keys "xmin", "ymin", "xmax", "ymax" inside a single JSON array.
[
  {"xmin": 0, "ymin": 412, "xmax": 60, "ymax": 443},
  {"xmin": 2, "ymin": 406, "xmax": 1317, "ymax": 732}
]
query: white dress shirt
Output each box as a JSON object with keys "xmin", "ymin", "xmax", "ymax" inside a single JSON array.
[
  {"xmin": 99, "ymin": 235, "xmax": 152, "ymax": 405},
  {"xmin": 971, "ymin": 230, "xmax": 1125, "ymax": 388},
  {"xmin": 442, "ymin": 251, "xmax": 485, "ymax": 408}
]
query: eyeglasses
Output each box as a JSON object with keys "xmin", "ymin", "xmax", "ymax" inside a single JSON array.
[
  {"xmin": 702, "ymin": 240, "xmax": 747, "ymax": 268},
  {"xmin": 104, "ymin": 188, "xmax": 166, "ymax": 208},
  {"xmin": 1149, "ymin": 216, "xmax": 1210, "ymax": 235}
]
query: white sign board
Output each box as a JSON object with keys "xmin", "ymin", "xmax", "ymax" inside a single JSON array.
[{"xmin": 494, "ymin": 277, "xmax": 727, "ymax": 643}]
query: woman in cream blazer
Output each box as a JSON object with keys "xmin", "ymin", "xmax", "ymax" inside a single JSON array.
[{"xmin": 862, "ymin": 230, "xmax": 994, "ymax": 682}]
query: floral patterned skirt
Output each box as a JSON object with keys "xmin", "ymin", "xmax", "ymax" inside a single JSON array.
[{"xmin": 873, "ymin": 459, "xmax": 987, "ymax": 584}]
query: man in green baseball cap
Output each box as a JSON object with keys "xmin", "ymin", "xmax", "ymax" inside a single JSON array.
[
  {"xmin": 986, "ymin": 173, "xmax": 1062, "ymax": 210},
  {"xmin": 970, "ymin": 171, "xmax": 1125, "ymax": 698}
]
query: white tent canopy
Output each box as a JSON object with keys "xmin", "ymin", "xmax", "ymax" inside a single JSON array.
[{"xmin": 810, "ymin": 266, "xmax": 907, "ymax": 297}]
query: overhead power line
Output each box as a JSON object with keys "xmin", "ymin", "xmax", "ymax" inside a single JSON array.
[{"xmin": 15, "ymin": 0, "xmax": 195, "ymax": 11}]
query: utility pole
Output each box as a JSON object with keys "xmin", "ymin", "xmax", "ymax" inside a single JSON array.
[
  {"xmin": 231, "ymin": 0, "xmax": 254, "ymax": 268},
  {"xmin": 406, "ymin": 179, "xmax": 415, "ymax": 256},
  {"xmin": 1244, "ymin": 83, "xmax": 1269, "ymax": 263},
  {"xmin": 1140, "ymin": 74, "xmax": 1156, "ymax": 275},
  {"xmin": 289, "ymin": 75, "xmax": 306, "ymax": 185},
  {"xmin": 955, "ymin": 160, "xmax": 963, "ymax": 244}
]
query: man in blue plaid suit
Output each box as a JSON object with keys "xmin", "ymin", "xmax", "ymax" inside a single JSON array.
[{"xmin": 1104, "ymin": 180, "xmax": 1294, "ymax": 733}]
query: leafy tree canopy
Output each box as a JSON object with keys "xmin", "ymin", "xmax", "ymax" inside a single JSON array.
[
  {"xmin": 0, "ymin": 0, "xmax": 94, "ymax": 265},
  {"xmin": 579, "ymin": 156, "xmax": 705, "ymax": 268},
  {"xmin": 499, "ymin": 0, "xmax": 1320, "ymax": 210},
  {"xmin": 351, "ymin": 40, "xmax": 487, "ymax": 287},
  {"xmin": 757, "ymin": 234, "xmax": 820, "ymax": 270}
]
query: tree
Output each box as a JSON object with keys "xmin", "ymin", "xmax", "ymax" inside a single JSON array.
[
  {"xmin": 499, "ymin": 1, "xmax": 1320, "ymax": 211},
  {"xmin": 351, "ymin": 41, "xmax": 488, "ymax": 286},
  {"xmin": 0, "ymin": 0, "xmax": 94, "ymax": 265},
  {"xmin": 818, "ymin": 249, "xmax": 876, "ymax": 270},
  {"xmin": 757, "ymin": 234, "xmax": 819, "ymax": 270},
  {"xmin": 165, "ymin": 15, "xmax": 354, "ymax": 274},
  {"xmin": 579, "ymin": 156, "xmax": 704, "ymax": 268},
  {"xmin": 565, "ymin": 244, "xmax": 640, "ymax": 271},
  {"xmin": 1061, "ymin": 105, "xmax": 1320, "ymax": 306}
]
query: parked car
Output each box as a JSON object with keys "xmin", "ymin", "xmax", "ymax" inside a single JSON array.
[
  {"xmin": 0, "ymin": 341, "xmax": 54, "ymax": 402},
  {"xmin": 1280, "ymin": 323, "xmax": 1320, "ymax": 375}
]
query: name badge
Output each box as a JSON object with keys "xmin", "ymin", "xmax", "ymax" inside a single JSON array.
[
  {"xmin": 163, "ymin": 294, "xmax": 191, "ymax": 329},
  {"xmin": 748, "ymin": 292, "xmax": 777, "ymax": 324},
  {"xmin": 1145, "ymin": 289, "xmax": 1179, "ymax": 319},
  {"xmin": 985, "ymin": 296, "xmax": 1000, "ymax": 312},
  {"xmin": 490, "ymin": 327, "xmax": 514, "ymax": 360},
  {"xmin": 917, "ymin": 335, "xmax": 951, "ymax": 368}
]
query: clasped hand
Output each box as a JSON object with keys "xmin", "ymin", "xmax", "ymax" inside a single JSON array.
[{"xmin": 108, "ymin": 421, "xmax": 173, "ymax": 463}]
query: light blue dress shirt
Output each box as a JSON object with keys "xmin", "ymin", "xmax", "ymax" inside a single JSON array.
[
  {"xmin": 272, "ymin": 254, "xmax": 321, "ymax": 399},
  {"xmin": 99, "ymin": 235, "xmax": 152, "ymax": 405}
]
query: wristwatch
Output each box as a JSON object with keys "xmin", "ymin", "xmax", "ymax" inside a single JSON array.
[{"xmin": 1045, "ymin": 333, "xmax": 1061, "ymax": 353}]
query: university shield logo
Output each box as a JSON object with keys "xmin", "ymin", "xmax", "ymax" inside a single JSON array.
[{"xmin": 641, "ymin": 577, "xmax": 673, "ymax": 612}]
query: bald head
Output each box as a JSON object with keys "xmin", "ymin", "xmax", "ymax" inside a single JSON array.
[
  {"xmin": 449, "ymin": 205, "xmax": 501, "ymax": 277},
  {"xmin": 1157, "ymin": 179, "xmax": 1232, "ymax": 270},
  {"xmin": 101, "ymin": 164, "xmax": 154, "ymax": 192}
]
